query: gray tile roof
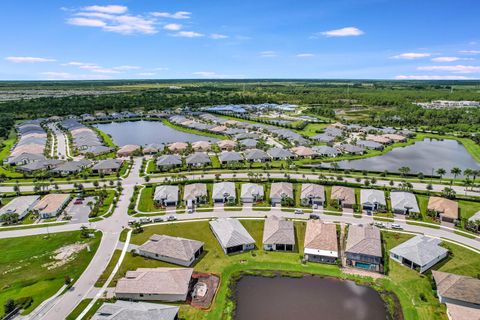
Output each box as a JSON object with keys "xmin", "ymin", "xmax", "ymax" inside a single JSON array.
[
  {"xmin": 390, "ymin": 191, "xmax": 420, "ymax": 213},
  {"xmin": 154, "ymin": 185, "xmax": 179, "ymax": 203},
  {"xmin": 390, "ymin": 235, "xmax": 448, "ymax": 266},
  {"xmin": 270, "ymin": 182, "xmax": 293, "ymax": 199},
  {"xmin": 267, "ymin": 147, "xmax": 295, "ymax": 159},
  {"xmin": 240, "ymin": 183, "xmax": 264, "ymax": 199},
  {"xmin": 138, "ymin": 235, "xmax": 204, "ymax": 262},
  {"xmin": 345, "ymin": 225, "xmax": 382, "ymax": 258},
  {"xmin": 360, "ymin": 189, "xmax": 386, "ymax": 206},
  {"xmin": 263, "ymin": 215, "xmax": 295, "ymax": 245},
  {"xmin": 244, "ymin": 149, "xmax": 269, "ymax": 161},
  {"xmin": 300, "ymin": 184, "xmax": 325, "ymax": 201},
  {"xmin": 209, "ymin": 218, "xmax": 255, "ymax": 248},
  {"xmin": 218, "ymin": 151, "xmax": 243, "ymax": 163},
  {"xmin": 186, "ymin": 152, "xmax": 211, "ymax": 165},
  {"xmin": 156, "ymin": 155, "xmax": 182, "ymax": 167},
  {"xmin": 312, "ymin": 146, "xmax": 340, "ymax": 156},
  {"xmin": 212, "ymin": 182, "xmax": 236, "ymax": 200},
  {"xmin": 432, "ymin": 271, "xmax": 480, "ymax": 306},
  {"xmin": 92, "ymin": 301, "xmax": 179, "ymax": 320},
  {"xmin": 183, "ymin": 183, "xmax": 207, "ymax": 201},
  {"xmin": 92, "ymin": 159, "xmax": 123, "ymax": 171}
]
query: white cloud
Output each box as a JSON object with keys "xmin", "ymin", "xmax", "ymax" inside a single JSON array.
[
  {"xmin": 151, "ymin": 11, "xmax": 191, "ymax": 19},
  {"xmin": 210, "ymin": 33, "xmax": 228, "ymax": 39},
  {"xmin": 137, "ymin": 72, "xmax": 156, "ymax": 76},
  {"xmin": 83, "ymin": 5, "xmax": 128, "ymax": 14},
  {"xmin": 63, "ymin": 61, "xmax": 135, "ymax": 74},
  {"xmin": 5, "ymin": 56, "xmax": 56, "ymax": 63},
  {"xmin": 173, "ymin": 31, "xmax": 203, "ymax": 38},
  {"xmin": 113, "ymin": 65, "xmax": 141, "ymax": 71},
  {"xmin": 259, "ymin": 51, "xmax": 277, "ymax": 58},
  {"xmin": 296, "ymin": 53, "xmax": 315, "ymax": 58},
  {"xmin": 163, "ymin": 23, "xmax": 182, "ymax": 31},
  {"xmin": 319, "ymin": 27, "xmax": 364, "ymax": 37},
  {"xmin": 192, "ymin": 71, "xmax": 244, "ymax": 78},
  {"xmin": 154, "ymin": 67, "xmax": 169, "ymax": 71},
  {"xmin": 395, "ymin": 75, "xmax": 472, "ymax": 80},
  {"xmin": 417, "ymin": 65, "xmax": 480, "ymax": 74},
  {"xmin": 67, "ymin": 7, "xmax": 157, "ymax": 35},
  {"xmin": 431, "ymin": 56, "xmax": 460, "ymax": 62},
  {"xmin": 391, "ymin": 52, "xmax": 431, "ymax": 59},
  {"xmin": 40, "ymin": 71, "xmax": 112, "ymax": 80},
  {"xmin": 459, "ymin": 50, "xmax": 480, "ymax": 55}
]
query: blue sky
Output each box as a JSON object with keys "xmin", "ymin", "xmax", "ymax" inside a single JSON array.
[{"xmin": 1, "ymin": 0, "xmax": 479, "ymax": 80}]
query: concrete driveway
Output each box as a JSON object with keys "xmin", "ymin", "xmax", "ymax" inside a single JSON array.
[{"xmin": 66, "ymin": 196, "xmax": 96, "ymax": 224}]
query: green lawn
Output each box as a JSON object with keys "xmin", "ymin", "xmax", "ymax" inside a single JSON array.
[
  {"xmin": 137, "ymin": 186, "xmax": 161, "ymax": 212},
  {"xmin": 95, "ymin": 250, "xmax": 122, "ymax": 287},
  {"xmin": 458, "ymin": 199, "xmax": 480, "ymax": 220},
  {"xmin": 66, "ymin": 298, "xmax": 104, "ymax": 320},
  {"xmin": 297, "ymin": 122, "xmax": 329, "ymax": 137},
  {"xmin": 0, "ymin": 231, "xmax": 101, "ymax": 316}
]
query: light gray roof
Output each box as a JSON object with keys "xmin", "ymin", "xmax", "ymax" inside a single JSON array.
[
  {"xmin": 0, "ymin": 195, "xmax": 40, "ymax": 218},
  {"xmin": 92, "ymin": 301, "xmax": 179, "ymax": 320},
  {"xmin": 345, "ymin": 225, "xmax": 382, "ymax": 258},
  {"xmin": 360, "ymin": 189, "xmax": 386, "ymax": 206},
  {"xmin": 270, "ymin": 182, "xmax": 293, "ymax": 199},
  {"xmin": 312, "ymin": 146, "xmax": 340, "ymax": 156},
  {"xmin": 92, "ymin": 159, "xmax": 123, "ymax": 170},
  {"xmin": 263, "ymin": 215, "xmax": 295, "ymax": 245},
  {"xmin": 154, "ymin": 185, "xmax": 179, "ymax": 203},
  {"xmin": 115, "ymin": 268, "xmax": 193, "ymax": 296},
  {"xmin": 209, "ymin": 218, "xmax": 255, "ymax": 248},
  {"xmin": 212, "ymin": 182, "xmax": 236, "ymax": 199},
  {"xmin": 186, "ymin": 152, "xmax": 211, "ymax": 165},
  {"xmin": 337, "ymin": 144, "xmax": 365, "ymax": 153},
  {"xmin": 218, "ymin": 151, "xmax": 243, "ymax": 162},
  {"xmin": 51, "ymin": 160, "xmax": 91, "ymax": 173},
  {"xmin": 267, "ymin": 147, "xmax": 294, "ymax": 159},
  {"xmin": 244, "ymin": 149, "xmax": 269, "ymax": 161},
  {"xmin": 138, "ymin": 235, "xmax": 204, "ymax": 262},
  {"xmin": 432, "ymin": 271, "xmax": 480, "ymax": 306},
  {"xmin": 311, "ymin": 133, "xmax": 335, "ymax": 142},
  {"xmin": 390, "ymin": 235, "xmax": 448, "ymax": 266},
  {"xmin": 240, "ymin": 183, "xmax": 264, "ymax": 199},
  {"xmin": 183, "ymin": 183, "xmax": 207, "ymax": 201},
  {"xmin": 156, "ymin": 155, "xmax": 182, "ymax": 167},
  {"xmin": 300, "ymin": 184, "xmax": 325, "ymax": 201},
  {"xmin": 240, "ymin": 139, "xmax": 258, "ymax": 148},
  {"xmin": 390, "ymin": 191, "xmax": 420, "ymax": 213},
  {"xmin": 356, "ymin": 140, "xmax": 383, "ymax": 149}
]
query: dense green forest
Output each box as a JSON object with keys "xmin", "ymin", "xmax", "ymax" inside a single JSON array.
[{"xmin": 0, "ymin": 80, "xmax": 479, "ymax": 134}]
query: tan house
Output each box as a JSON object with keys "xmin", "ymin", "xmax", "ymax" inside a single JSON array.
[
  {"xmin": 33, "ymin": 193, "xmax": 71, "ymax": 219},
  {"xmin": 217, "ymin": 140, "xmax": 237, "ymax": 151},
  {"xmin": 290, "ymin": 146, "xmax": 316, "ymax": 158},
  {"xmin": 263, "ymin": 215, "xmax": 295, "ymax": 251},
  {"xmin": 210, "ymin": 125, "xmax": 227, "ymax": 133},
  {"xmin": 365, "ymin": 134, "xmax": 392, "ymax": 144},
  {"xmin": 428, "ymin": 197, "xmax": 459, "ymax": 223},
  {"xmin": 117, "ymin": 144, "xmax": 140, "ymax": 157},
  {"xmin": 191, "ymin": 141, "xmax": 211, "ymax": 152},
  {"xmin": 168, "ymin": 142, "xmax": 188, "ymax": 153},
  {"xmin": 382, "ymin": 134, "xmax": 406, "ymax": 142},
  {"xmin": 331, "ymin": 186, "xmax": 356, "ymax": 208},
  {"xmin": 303, "ymin": 220, "xmax": 338, "ymax": 263},
  {"xmin": 432, "ymin": 271, "xmax": 480, "ymax": 311},
  {"xmin": 115, "ymin": 268, "xmax": 193, "ymax": 302}
]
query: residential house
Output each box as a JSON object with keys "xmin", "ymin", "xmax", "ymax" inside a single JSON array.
[
  {"xmin": 240, "ymin": 139, "xmax": 258, "ymax": 149},
  {"xmin": 267, "ymin": 147, "xmax": 295, "ymax": 161},
  {"xmin": 312, "ymin": 146, "xmax": 340, "ymax": 157},
  {"xmin": 209, "ymin": 218, "xmax": 255, "ymax": 254},
  {"xmin": 92, "ymin": 159, "xmax": 124, "ymax": 175},
  {"xmin": 300, "ymin": 183, "xmax": 325, "ymax": 206},
  {"xmin": 382, "ymin": 134, "xmax": 407, "ymax": 142},
  {"xmin": 156, "ymin": 155, "xmax": 182, "ymax": 170},
  {"xmin": 0, "ymin": 195, "xmax": 40, "ymax": 220},
  {"xmin": 331, "ymin": 186, "xmax": 356, "ymax": 209},
  {"xmin": 115, "ymin": 268, "xmax": 193, "ymax": 302},
  {"xmin": 216, "ymin": 140, "xmax": 237, "ymax": 151},
  {"xmin": 428, "ymin": 197, "xmax": 459, "ymax": 223},
  {"xmin": 92, "ymin": 301, "xmax": 179, "ymax": 320},
  {"xmin": 50, "ymin": 160, "xmax": 91, "ymax": 176},
  {"xmin": 33, "ymin": 193, "xmax": 71, "ymax": 219},
  {"xmin": 186, "ymin": 152, "xmax": 211, "ymax": 167},
  {"xmin": 356, "ymin": 140, "xmax": 384, "ymax": 151},
  {"xmin": 291, "ymin": 146, "xmax": 316, "ymax": 158},
  {"xmin": 168, "ymin": 142, "xmax": 188, "ymax": 153},
  {"xmin": 263, "ymin": 215, "xmax": 295, "ymax": 251},
  {"xmin": 336, "ymin": 144, "xmax": 365, "ymax": 155},
  {"xmin": 154, "ymin": 185, "xmax": 179, "ymax": 207},
  {"xmin": 390, "ymin": 235, "xmax": 448, "ymax": 273},
  {"xmin": 191, "ymin": 141, "xmax": 211, "ymax": 152},
  {"xmin": 244, "ymin": 149, "xmax": 270, "ymax": 162},
  {"xmin": 366, "ymin": 134, "xmax": 392, "ymax": 145},
  {"xmin": 303, "ymin": 220, "xmax": 338, "ymax": 263},
  {"xmin": 345, "ymin": 225, "xmax": 382, "ymax": 272},
  {"xmin": 390, "ymin": 191, "xmax": 420, "ymax": 215},
  {"xmin": 143, "ymin": 144, "xmax": 162, "ymax": 155},
  {"xmin": 117, "ymin": 144, "xmax": 140, "ymax": 157},
  {"xmin": 183, "ymin": 183, "xmax": 207, "ymax": 208},
  {"xmin": 360, "ymin": 189, "xmax": 386, "ymax": 212},
  {"xmin": 212, "ymin": 182, "xmax": 236, "ymax": 203},
  {"xmin": 269, "ymin": 182, "xmax": 293, "ymax": 206},
  {"xmin": 432, "ymin": 271, "xmax": 480, "ymax": 310},
  {"xmin": 311, "ymin": 133, "xmax": 335, "ymax": 144},
  {"xmin": 218, "ymin": 151, "xmax": 243, "ymax": 165},
  {"xmin": 240, "ymin": 183, "xmax": 264, "ymax": 203},
  {"xmin": 137, "ymin": 234, "xmax": 204, "ymax": 267}
]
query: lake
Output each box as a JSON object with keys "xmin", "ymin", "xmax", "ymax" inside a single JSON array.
[
  {"xmin": 94, "ymin": 121, "xmax": 219, "ymax": 146},
  {"xmin": 331, "ymin": 139, "xmax": 480, "ymax": 177},
  {"xmin": 234, "ymin": 276, "xmax": 387, "ymax": 320}
]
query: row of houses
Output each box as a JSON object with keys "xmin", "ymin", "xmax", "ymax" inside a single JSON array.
[
  {"xmin": 6, "ymin": 120, "xmax": 48, "ymax": 165},
  {"xmin": 61, "ymin": 119, "xmax": 112, "ymax": 156},
  {"xmin": 0, "ymin": 193, "xmax": 71, "ymax": 220}
]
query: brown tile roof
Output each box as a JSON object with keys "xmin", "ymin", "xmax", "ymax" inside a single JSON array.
[
  {"xmin": 304, "ymin": 220, "xmax": 338, "ymax": 252},
  {"xmin": 428, "ymin": 197, "xmax": 459, "ymax": 220},
  {"xmin": 263, "ymin": 215, "xmax": 295, "ymax": 245},
  {"xmin": 345, "ymin": 225, "xmax": 382, "ymax": 258},
  {"xmin": 139, "ymin": 235, "xmax": 204, "ymax": 262},
  {"xmin": 331, "ymin": 186, "xmax": 355, "ymax": 206},
  {"xmin": 433, "ymin": 271, "xmax": 480, "ymax": 306}
]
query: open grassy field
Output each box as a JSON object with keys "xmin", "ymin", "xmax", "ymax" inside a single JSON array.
[
  {"xmin": 0, "ymin": 230, "xmax": 101, "ymax": 316},
  {"xmin": 108, "ymin": 220, "xmax": 480, "ymax": 320}
]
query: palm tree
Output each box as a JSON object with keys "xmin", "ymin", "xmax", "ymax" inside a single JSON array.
[
  {"xmin": 436, "ymin": 168, "xmax": 446, "ymax": 179},
  {"xmin": 398, "ymin": 166, "xmax": 410, "ymax": 177},
  {"xmin": 451, "ymin": 167, "xmax": 461, "ymax": 181},
  {"xmin": 463, "ymin": 168, "xmax": 473, "ymax": 181}
]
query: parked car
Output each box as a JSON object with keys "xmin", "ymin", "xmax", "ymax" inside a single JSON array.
[
  {"xmin": 391, "ymin": 223, "xmax": 403, "ymax": 230},
  {"xmin": 74, "ymin": 199, "xmax": 83, "ymax": 205},
  {"xmin": 153, "ymin": 217, "xmax": 163, "ymax": 223},
  {"xmin": 167, "ymin": 215, "xmax": 177, "ymax": 221},
  {"xmin": 187, "ymin": 208, "xmax": 193, "ymax": 214},
  {"xmin": 128, "ymin": 219, "xmax": 137, "ymax": 226},
  {"xmin": 309, "ymin": 214, "xmax": 320, "ymax": 220},
  {"xmin": 374, "ymin": 221, "xmax": 385, "ymax": 228},
  {"xmin": 294, "ymin": 209, "xmax": 304, "ymax": 214},
  {"xmin": 139, "ymin": 217, "xmax": 152, "ymax": 224}
]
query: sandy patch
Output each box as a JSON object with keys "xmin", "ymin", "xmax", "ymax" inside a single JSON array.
[{"xmin": 42, "ymin": 242, "xmax": 89, "ymax": 270}]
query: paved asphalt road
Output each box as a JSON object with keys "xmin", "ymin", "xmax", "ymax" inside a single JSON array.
[{"xmin": 0, "ymin": 157, "xmax": 477, "ymax": 319}]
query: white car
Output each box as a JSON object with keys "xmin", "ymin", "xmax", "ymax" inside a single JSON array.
[
  {"xmin": 391, "ymin": 223, "xmax": 403, "ymax": 230},
  {"xmin": 294, "ymin": 209, "xmax": 304, "ymax": 214}
]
